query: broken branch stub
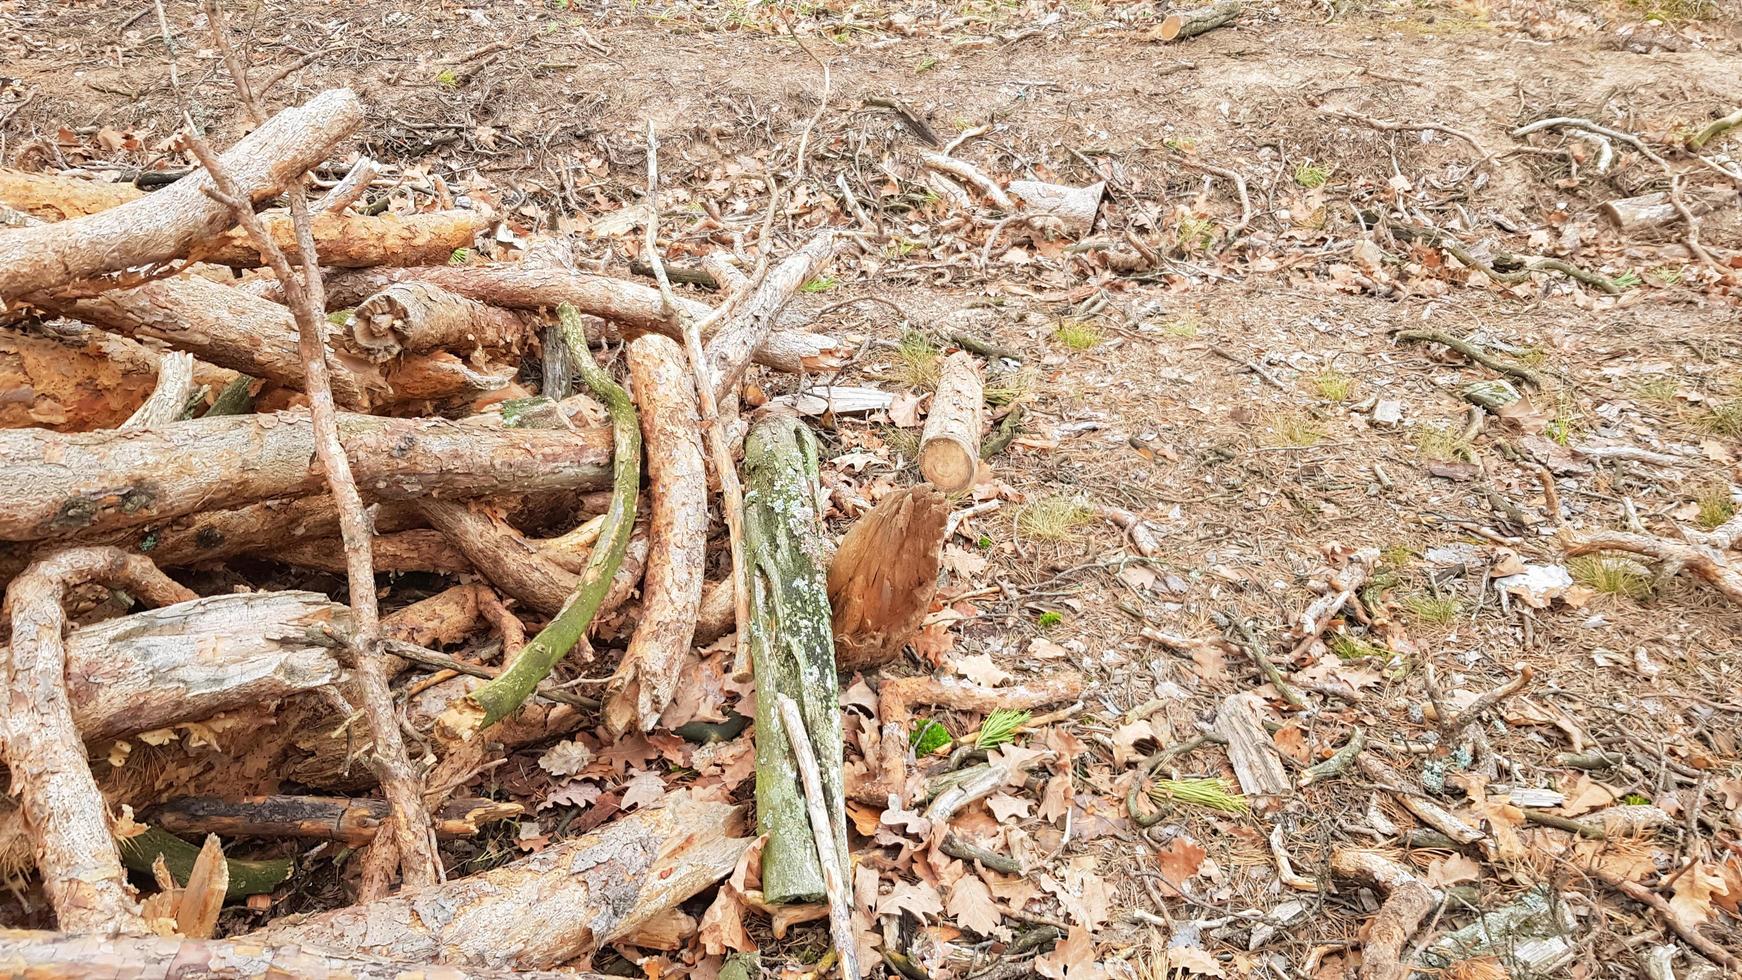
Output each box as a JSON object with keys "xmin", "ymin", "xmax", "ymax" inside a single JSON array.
[
  {"xmin": 0, "ymin": 89, "xmax": 364, "ymax": 301},
  {"xmin": 828, "ymin": 485, "xmax": 949, "ymax": 672}
]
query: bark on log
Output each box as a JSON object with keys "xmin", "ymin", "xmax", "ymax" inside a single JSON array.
[
  {"xmin": 0, "ymin": 930, "xmax": 603, "ymax": 980},
  {"xmin": 145, "ymin": 795, "xmax": 521, "ymax": 846},
  {"xmin": 322, "ymin": 265, "xmax": 850, "ymax": 376},
  {"xmin": 0, "ymin": 409, "xmax": 612, "ymax": 542},
  {"xmin": 415, "ymin": 501, "xmax": 579, "ymax": 615},
  {"xmin": 1213, "ymin": 692, "xmax": 1290, "ymax": 801},
  {"xmin": 828, "ymin": 485, "xmax": 949, "ymax": 672},
  {"xmin": 352, "ymin": 281, "xmax": 537, "ymax": 361},
  {"xmin": 0, "ymin": 325, "xmax": 233, "ymax": 430},
  {"xmin": 1600, "ymin": 187, "xmax": 1738, "ymax": 234},
  {"xmin": 1157, "ymin": 0, "xmax": 1242, "ymax": 41},
  {"xmin": 0, "ymin": 168, "xmax": 144, "ymax": 220},
  {"xmin": 0, "ymin": 89, "xmax": 363, "ymax": 302},
  {"xmin": 1330, "ymin": 850, "xmax": 1441, "ymax": 980},
  {"xmin": 702, "ymin": 233, "xmax": 842, "ymax": 400},
  {"xmin": 743, "ymin": 415, "xmax": 849, "ymax": 905},
  {"xmin": 248, "ymin": 791, "xmax": 749, "ymax": 970},
  {"xmin": 604, "ymin": 335, "xmax": 708, "ymax": 736},
  {"xmin": 918, "ymin": 350, "xmax": 984, "ymax": 492},
  {"xmin": 193, "ymin": 210, "xmax": 484, "ymax": 269},
  {"xmin": 274, "ymin": 529, "xmax": 468, "ymax": 575},
  {"xmin": 1, "ymin": 548, "xmax": 197, "ymax": 934}
]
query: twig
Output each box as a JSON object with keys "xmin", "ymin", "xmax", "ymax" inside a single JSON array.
[
  {"xmin": 1268, "ymin": 825, "xmax": 1321, "ymax": 892},
  {"xmin": 1356, "ymin": 755, "xmax": 1486, "ymax": 846},
  {"xmin": 1393, "ymin": 329, "xmax": 1544, "ymax": 389},
  {"xmin": 1562, "ymin": 529, "xmax": 1742, "ymax": 604},
  {"xmin": 1668, "ymin": 171, "xmax": 1727, "ymax": 276},
  {"xmin": 1166, "ymin": 153, "xmax": 1253, "ymax": 239},
  {"xmin": 1207, "ymin": 346, "xmax": 1288, "ymax": 390},
  {"xmin": 313, "ymin": 156, "xmax": 379, "ymax": 214},
  {"xmin": 1441, "ymin": 664, "xmax": 1532, "ymax": 734},
  {"xmin": 383, "ymin": 640, "xmax": 599, "ymax": 709},
  {"xmin": 1232, "ymin": 619, "xmax": 1309, "ymax": 710},
  {"xmin": 1689, "ymin": 106, "xmax": 1742, "ymax": 150},
  {"xmin": 187, "ymin": 1, "xmax": 440, "ymax": 891},
  {"xmin": 921, "ymin": 151, "xmax": 1015, "ymax": 211},
  {"xmin": 1595, "ymin": 870, "xmax": 1742, "ymax": 971},
  {"xmin": 776, "ymin": 695, "xmax": 858, "ymax": 980},
  {"xmin": 1299, "ymin": 727, "xmax": 1365, "ymax": 787},
  {"xmin": 642, "ymin": 121, "xmax": 754, "ymax": 678},
  {"xmin": 1326, "ymin": 111, "xmax": 1494, "ymax": 169}
]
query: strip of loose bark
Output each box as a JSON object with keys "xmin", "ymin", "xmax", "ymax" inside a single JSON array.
[
  {"xmin": 0, "ymin": 326, "xmax": 231, "ymax": 430},
  {"xmin": 352, "ymin": 281, "xmax": 537, "ymax": 361},
  {"xmin": 193, "ymin": 209, "xmax": 484, "ymax": 268},
  {"xmin": 1, "ymin": 548, "xmax": 196, "ymax": 933},
  {"xmin": 918, "ymin": 351, "xmax": 984, "ymax": 492},
  {"xmin": 0, "ymin": 929, "xmax": 605, "ymax": 980},
  {"xmin": 701, "ymin": 233, "xmax": 842, "ymax": 401},
  {"xmin": 828, "ymin": 485, "xmax": 949, "ymax": 672},
  {"xmin": 145, "ymin": 795, "xmax": 521, "ymax": 846},
  {"xmin": 0, "ymin": 410, "xmax": 612, "ymax": 542},
  {"xmin": 323, "ymin": 265, "xmax": 848, "ymax": 376},
  {"xmin": 247, "ymin": 791, "xmax": 749, "ymax": 970},
  {"xmin": 1157, "ymin": 0, "xmax": 1242, "ymax": 41},
  {"xmin": 604, "ymin": 335, "xmax": 707, "ymax": 736},
  {"xmin": 0, "ymin": 89, "xmax": 363, "ymax": 302},
  {"xmin": 1213, "ymin": 691, "xmax": 1291, "ymax": 800}
]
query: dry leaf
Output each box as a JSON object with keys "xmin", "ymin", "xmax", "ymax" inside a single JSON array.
[
  {"xmin": 1156, "ymin": 836, "xmax": 1207, "ymax": 888},
  {"xmin": 1111, "ymin": 719, "xmax": 1156, "ymax": 766},
  {"xmin": 1035, "ymin": 926, "xmax": 1108, "ymax": 980},
  {"xmin": 987, "ymin": 792, "xmax": 1033, "ymax": 823},
  {"xmin": 698, "ymin": 885, "xmax": 754, "ymax": 954},
  {"xmin": 1668, "ymin": 862, "xmax": 1729, "ymax": 928},
  {"xmin": 619, "ymin": 770, "xmax": 667, "ymax": 811},
  {"xmin": 1426, "ymin": 853, "xmax": 1483, "ymax": 888},
  {"xmin": 889, "ymin": 390, "xmax": 925, "ymax": 428},
  {"xmin": 1162, "ymin": 948, "xmax": 1229, "ymax": 978},
  {"xmin": 953, "ymin": 652, "xmax": 1013, "ymax": 687},
  {"xmin": 946, "ymin": 872, "xmax": 1003, "ymax": 935},
  {"xmin": 1191, "ymin": 644, "xmax": 1231, "ymax": 683},
  {"xmin": 1038, "ymin": 772, "xmax": 1073, "ymax": 825},
  {"xmin": 878, "ymin": 879, "xmax": 945, "ymax": 918}
]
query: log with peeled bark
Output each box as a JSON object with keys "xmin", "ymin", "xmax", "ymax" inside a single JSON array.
[
  {"xmin": 1, "ymin": 548, "xmax": 197, "ymax": 934},
  {"xmin": 604, "ymin": 335, "xmax": 708, "ymax": 736},
  {"xmin": 0, "ymin": 930, "xmax": 605, "ymax": 980},
  {"xmin": 0, "ymin": 89, "xmax": 363, "ymax": 302},
  {"xmin": 702, "ymin": 232, "xmax": 842, "ymax": 400},
  {"xmin": 322, "ymin": 264, "xmax": 852, "ymax": 377},
  {"xmin": 0, "ymin": 409, "xmax": 612, "ymax": 542},
  {"xmin": 145, "ymin": 795, "xmax": 521, "ymax": 846},
  {"xmin": 1157, "ymin": 0, "xmax": 1242, "ymax": 40},
  {"xmin": 415, "ymin": 500, "xmax": 584, "ymax": 614},
  {"xmin": 0, "ymin": 167, "xmax": 144, "ymax": 220},
  {"xmin": 828, "ymin": 485, "xmax": 949, "ymax": 672},
  {"xmin": 918, "ymin": 350, "xmax": 984, "ymax": 492},
  {"xmin": 248, "ymin": 791, "xmax": 750, "ymax": 970},
  {"xmin": 743, "ymin": 414, "xmax": 849, "ymax": 905},
  {"xmin": 352, "ymin": 281, "xmax": 538, "ymax": 361}
]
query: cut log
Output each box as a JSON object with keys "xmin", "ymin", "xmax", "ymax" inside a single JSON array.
[
  {"xmin": 193, "ymin": 210, "xmax": 485, "ymax": 268},
  {"xmin": 0, "ymin": 929, "xmax": 604, "ymax": 980},
  {"xmin": 918, "ymin": 350, "xmax": 984, "ymax": 492},
  {"xmin": 0, "ymin": 89, "xmax": 363, "ymax": 302},
  {"xmin": 1600, "ymin": 187, "xmax": 1738, "ymax": 235},
  {"xmin": 742, "ymin": 415, "xmax": 849, "ymax": 905},
  {"xmin": 828, "ymin": 485, "xmax": 949, "ymax": 672},
  {"xmin": 0, "ymin": 168, "xmax": 145, "ymax": 220},
  {"xmin": 247, "ymin": 791, "xmax": 749, "ymax": 970},
  {"xmin": 352, "ymin": 281, "xmax": 538, "ymax": 361},
  {"xmin": 1157, "ymin": 0, "xmax": 1242, "ymax": 41},
  {"xmin": 604, "ymin": 335, "xmax": 708, "ymax": 736},
  {"xmin": 0, "ymin": 409, "xmax": 612, "ymax": 542},
  {"xmin": 322, "ymin": 264, "xmax": 850, "ymax": 376},
  {"xmin": 702, "ymin": 233, "xmax": 842, "ymax": 401},
  {"xmin": 0, "ymin": 548, "xmax": 196, "ymax": 934},
  {"xmin": 145, "ymin": 795, "xmax": 521, "ymax": 846},
  {"xmin": 1212, "ymin": 692, "xmax": 1290, "ymax": 801}
]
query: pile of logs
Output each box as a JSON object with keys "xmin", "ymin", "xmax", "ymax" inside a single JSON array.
[{"xmin": 0, "ymin": 82, "xmax": 990, "ymax": 975}]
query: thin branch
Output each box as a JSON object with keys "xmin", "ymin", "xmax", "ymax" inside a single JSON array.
[{"xmin": 775, "ymin": 695, "xmax": 858, "ymax": 980}]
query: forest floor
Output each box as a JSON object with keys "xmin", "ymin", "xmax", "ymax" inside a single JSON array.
[{"xmin": 3, "ymin": 0, "xmax": 1742, "ymax": 976}]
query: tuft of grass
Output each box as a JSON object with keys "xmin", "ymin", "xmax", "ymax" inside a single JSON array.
[
  {"xmin": 1293, "ymin": 160, "xmax": 1332, "ymax": 189},
  {"xmin": 1052, "ymin": 319, "xmax": 1102, "ymax": 351},
  {"xmin": 893, "ymin": 331, "xmax": 942, "ymax": 390},
  {"xmin": 1646, "ymin": 265, "xmax": 1686, "ymax": 287},
  {"xmin": 1035, "ymin": 610, "xmax": 1063, "ymax": 629},
  {"xmin": 1623, "ymin": 0, "xmax": 1717, "ymax": 19},
  {"xmin": 1611, "ymin": 270, "xmax": 1643, "ymax": 290},
  {"xmin": 1380, "ymin": 545, "xmax": 1415, "ymax": 569},
  {"xmin": 1400, "ymin": 592, "xmax": 1461, "ymax": 625},
  {"xmin": 434, "ymin": 68, "xmax": 460, "ymax": 89},
  {"xmin": 1701, "ymin": 399, "xmax": 1742, "ymax": 438},
  {"xmin": 1694, "ymin": 484, "xmax": 1736, "ymax": 530},
  {"xmin": 1310, "ymin": 369, "xmax": 1355, "ymax": 402},
  {"xmin": 914, "ymin": 55, "xmax": 938, "ymax": 73},
  {"xmin": 1148, "ymin": 777, "xmax": 1249, "ymax": 814},
  {"xmin": 1330, "ymin": 633, "xmax": 1386, "ymax": 661},
  {"xmin": 1265, "ymin": 410, "xmax": 1325, "ymax": 447},
  {"xmin": 1416, "ymin": 424, "xmax": 1473, "ymax": 462},
  {"xmin": 1017, "ymin": 495, "xmax": 1095, "ymax": 541},
  {"xmin": 1156, "ymin": 315, "xmax": 1201, "ymax": 338},
  {"xmin": 448, "ymin": 247, "xmax": 471, "ymax": 266},
  {"xmin": 800, "ymin": 275, "xmax": 838, "ymax": 293},
  {"xmin": 975, "ymin": 709, "xmax": 1031, "ymax": 749},
  {"xmin": 880, "ymin": 425, "xmax": 921, "ymax": 460},
  {"xmin": 984, "ymin": 366, "xmax": 1037, "ymax": 407},
  {"xmin": 1634, "ymin": 374, "xmax": 1680, "ymax": 405},
  {"xmin": 1545, "ymin": 393, "xmax": 1586, "ymax": 446},
  {"xmin": 326, "ymin": 309, "xmax": 352, "ymax": 326},
  {"xmin": 1569, "ymin": 555, "xmax": 1654, "ymax": 600},
  {"xmin": 1175, "ymin": 214, "xmax": 1217, "ymax": 254}
]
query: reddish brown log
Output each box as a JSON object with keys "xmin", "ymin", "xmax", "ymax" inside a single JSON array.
[
  {"xmin": 0, "ymin": 327, "xmax": 229, "ymax": 431},
  {"xmin": 146, "ymin": 795, "xmax": 521, "ymax": 846},
  {"xmin": 604, "ymin": 336, "xmax": 707, "ymax": 735},
  {"xmin": 416, "ymin": 501, "xmax": 578, "ymax": 615},
  {"xmin": 828, "ymin": 485, "xmax": 949, "ymax": 672},
  {"xmin": 322, "ymin": 264, "xmax": 850, "ymax": 376},
  {"xmin": 0, "ymin": 410, "xmax": 612, "ymax": 542},
  {"xmin": 193, "ymin": 210, "xmax": 485, "ymax": 269},
  {"xmin": 0, "ymin": 90, "xmax": 363, "ymax": 302},
  {"xmin": 0, "ymin": 930, "xmax": 600, "ymax": 979},
  {"xmin": 1, "ymin": 548, "xmax": 197, "ymax": 934},
  {"xmin": 248, "ymin": 791, "xmax": 750, "ymax": 970},
  {"xmin": 0, "ymin": 168, "xmax": 144, "ymax": 220}
]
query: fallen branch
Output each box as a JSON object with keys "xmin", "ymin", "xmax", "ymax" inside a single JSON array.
[
  {"xmin": 0, "ymin": 548, "xmax": 195, "ymax": 933},
  {"xmin": 1562, "ymin": 529, "xmax": 1742, "ymax": 604},
  {"xmin": 0, "ymin": 929, "xmax": 607, "ymax": 979},
  {"xmin": 776, "ymin": 695, "xmax": 859, "ymax": 980},
  {"xmin": 120, "ymin": 350, "xmax": 196, "ymax": 430},
  {"xmin": 702, "ymin": 232, "xmax": 842, "ymax": 402},
  {"xmin": 1440, "ymin": 664, "xmax": 1533, "ymax": 733},
  {"xmin": 351, "ymin": 281, "xmax": 536, "ymax": 361},
  {"xmin": 194, "ymin": 209, "xmax": 484, "ymax": 268},
  {"xmin": 1330, "ymin": 849, "xmax": 1440, "ymax": 980},
  {"xmin": 1595, "ymin": 870, "xmax": 1741, "ymax": 971},
  {"xmin": 415, "ymin": 501, "xmax": 580, "ymax": 615},
  {"xmin": 248, "ymin": 791, "xmax": 748, "ymax": 970},
  {"xmin": 921, "ymin": 152, "xmax": 1015, "ymax": 210},
  {"xmin": 0, "ymin": 410, "xmax": 612, "ymax": 542},
  {"xmin": 145, "ymin": 795, "xmax": 522, "ymax": 846},
  {"xmin": 0, "ymin": 89, "xmax": 363, "ymax": 300},
  {"xmin": 1356, "ymin": 754, "xmax": 1486, "ymax": 846},
  {"xmin": 603, "ymin": 335, "xmax": 707, "ymax": 735},
  {"xmin": 437, "ymin": 305, "xmax": 640, "ymax": 736},
  {"xmin": 117, "ymin": 827, "xmax": 291, "ymax": 897},
  {"xmin": 1393, "ymin": 328, "xmax": 1545, "ymax": 389}
]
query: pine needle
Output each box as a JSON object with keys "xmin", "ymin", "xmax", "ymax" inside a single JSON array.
[
  {"xmin": 1147, "ymin": 777, "xmax": 1248, "ymax": 814},
  {"xmin": 975, "ymin": 709, "xmax": 1031, "ymax": 749}
]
